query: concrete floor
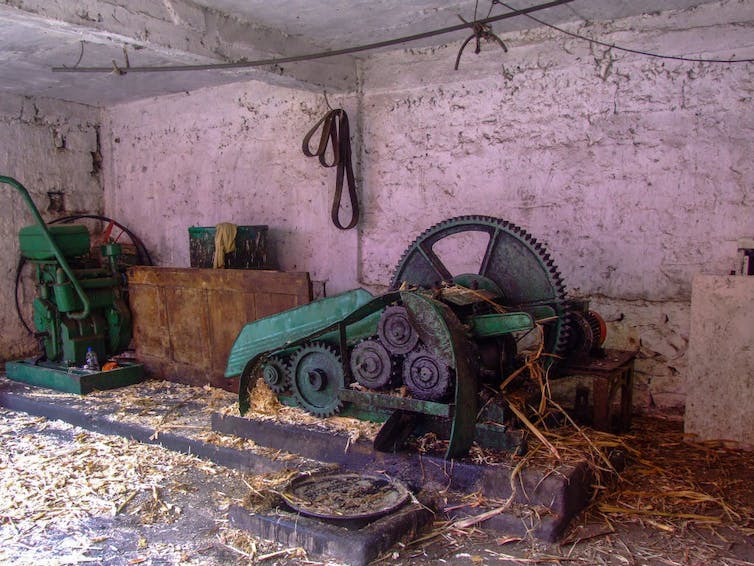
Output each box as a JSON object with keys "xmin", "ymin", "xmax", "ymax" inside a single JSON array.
[{"xmin": 1, "ymin": 378, "xmax": 753, "ymax": 565}]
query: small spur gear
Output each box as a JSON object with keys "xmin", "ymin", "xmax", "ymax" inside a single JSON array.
[
  {"xmin": 350, "ymin": 339, "xmax": 395, "ymax": 390},
  {"xmin": 261, "ymin": 355, "xmax": 289, "ymax": 393},
  {"xmin": 288, "ymin": 342, "xmax": 344, "ymax": 417},
  {"xmin": 378, "ymin": 306, "xmax": 420, "ymax": 355},
  {"xmin": 402, "ymin": 348, "xmax": 453, "ymax": 401}
]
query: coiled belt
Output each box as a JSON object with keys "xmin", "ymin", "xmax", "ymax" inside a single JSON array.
[{"xmin": 302, "ymin": 109, "xmax": 359, "ymax": 230}]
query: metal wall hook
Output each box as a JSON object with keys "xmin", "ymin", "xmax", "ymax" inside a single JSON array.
[{"xmin": 454, "ymin": 6, "xmax": 508, "ymax": 70}]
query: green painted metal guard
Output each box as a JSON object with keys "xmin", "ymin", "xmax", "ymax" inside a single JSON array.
[
  {"xmin": 0, "ymin": 175, "xmax": 92, "ymax": 320},
  {"xmin": 469, "ymin": 312, "xmax": 534, "ymax": 338},
  {"xmin": 401, "ymin": 292, "xmax": 476, "ymax": 459},
  {"xmin": 226, "ymin": 288, "xmax": 377, "ymax": 379},
  {"xmin": 232, "ymin": 287, "xmax": 535, "ymax": 459},
  {"xmin": 236, "ymin": 290, "xmax": 401, "ymax": 416}
]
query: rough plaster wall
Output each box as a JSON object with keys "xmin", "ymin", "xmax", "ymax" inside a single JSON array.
[
  {"xmin": 357, "ymin": 1, "xmax": 753, "ymax": 411},
  {"xmin": 0, "ymin": 94, "xmax": 102, "ymax": 361},
  {"xmin": 102, "ymin": 82, "xmax": 359, "ymax": 295}
]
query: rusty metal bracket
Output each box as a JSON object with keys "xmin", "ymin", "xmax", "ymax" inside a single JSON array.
[{"xmin": 454, "ymin": 15, "xmax": 508, "ymax": 70}]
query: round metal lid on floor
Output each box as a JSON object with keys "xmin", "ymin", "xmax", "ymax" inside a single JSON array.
[{"xmin": 281, "ymin": 471, "xmax": 410, "ymax": 522}]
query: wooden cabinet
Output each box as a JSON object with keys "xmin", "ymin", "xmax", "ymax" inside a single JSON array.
[{"xmin": 128, "ymin": 267, "xmax": 311, "ymax": 392}]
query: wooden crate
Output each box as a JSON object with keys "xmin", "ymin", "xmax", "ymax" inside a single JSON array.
[{"xmin": 128, "ymin": 267, "xmax": 311, "ymax": 392}]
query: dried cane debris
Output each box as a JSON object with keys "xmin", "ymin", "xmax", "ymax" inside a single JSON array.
[
  {"xmin": 3, "ymin": 364, "xmax": 753, "ymax": 566},
  {"xmin": 589, "ymin": 416, "xmax": 754, "ymax": 536},
  {"xmin": 0, "ymin": 408, "xmax": 240, "ymax": 565},
  {"xmin": 241, "ymin": 376, "xmax": 384, "ymax": 443},
  {"xmin": 393, "ymin": 331, "xmax": 754, "ymax": 565}
]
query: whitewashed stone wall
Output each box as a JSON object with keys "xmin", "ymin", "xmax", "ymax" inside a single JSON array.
[
  {"xmin": 0, "ymin": 94, "xmax": 102, "ymax": 361},
  {"xmin": 358, "ymin": 1, "xmax": 753, "ymax": 410},
  {"xmin": 99, "ymin": 0, "xmax": 753, "ymax": 412},
  {"xmin": 102, "ymin": 82, "xmax": 360, "ymax": 295}
]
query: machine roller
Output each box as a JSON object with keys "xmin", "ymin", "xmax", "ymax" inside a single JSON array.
[{"xmin": 226, "ymin": 216, "xmax": 603, "ymax": 459}]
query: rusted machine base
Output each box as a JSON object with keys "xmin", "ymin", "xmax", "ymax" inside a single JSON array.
[
  {"xmin": 229, "ymin": 501, "xmax": 432, "ymax": 566},
  {"xmin": 560, "ymin": 349, "xmax": 636, "ymax": 432},
  {"xmin": 212, "ymin": 412, "xmax": 610, "ymax": 541}
]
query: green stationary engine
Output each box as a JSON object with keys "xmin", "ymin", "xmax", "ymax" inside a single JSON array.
[{"xmin": 2, "ymin": 175, "xmax": 144, "ymax": 394}]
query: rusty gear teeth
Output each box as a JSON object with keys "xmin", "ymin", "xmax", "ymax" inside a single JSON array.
[
  {"xmin": 261, "ymin": 355, "xmax": 289, "ymax": 393},
  {"xmin": 350, "ymin": 339, "xmax": 395, "ymax": 390},
  {"xmin": 402, "ymin": 347, "xmax": 453, "ymax": 401},
  {"xmin": 378, "ymin": 305, "xmax": 420, "ymax": 355}
]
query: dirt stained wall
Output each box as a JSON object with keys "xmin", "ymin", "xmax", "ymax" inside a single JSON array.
[
  {"xmin": 357, "ymin": 1, "xmax": 753, "ymax": 410},
  {"xmin": 0, "ymin": 94, "xmax": 102, "ymax": 362},
  {"xmin": 102, "ymin": 82, "xmax": 359, "ymax": 296},
  {"xmin": 100, "ymin": 1, "xmax": 753, "ymax": 412}
]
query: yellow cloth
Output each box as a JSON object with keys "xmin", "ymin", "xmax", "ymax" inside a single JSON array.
[{"xmin": 213, "ymin": 223, "xmax": 237, "ymax": 268}]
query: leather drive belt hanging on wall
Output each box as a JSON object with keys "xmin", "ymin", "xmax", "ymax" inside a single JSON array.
[{"xmin": 302, "ymin": 109, "xmax": 359, "ymax": 230}]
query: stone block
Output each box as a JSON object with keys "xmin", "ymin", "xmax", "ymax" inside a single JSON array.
[{"xmin": 685, "ymin": 275, "xmax": 754, "ymax": 448}]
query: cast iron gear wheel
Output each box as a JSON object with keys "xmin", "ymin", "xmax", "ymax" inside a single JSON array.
[
  {"xmin": 350, "ymin": 339, "xmax": 395, "ymax": 390},
  {"xmin": 390, "ymin": 215, "xmax": 571, "ymax": 362},
  {"xmin": 567, "ymin": 311, "xmax": 595, "ymax": 356},
  {"xmin": 288, "ymin": 342, "xmax": 344, "ymax": 417},
  {"xmin": 585, "ymin": 310, "xmax": 607, "ymax": 347},
  {"xmin": 402, "ymin": 348, "xmax": 453, "ymax": 401},
  {"xmin": 378, "ymin": 306, "xmax": 420, "ymax": 355},
  {"xmin": 261, "ymin": 356, "xmax": 289, "ymax": 393}
]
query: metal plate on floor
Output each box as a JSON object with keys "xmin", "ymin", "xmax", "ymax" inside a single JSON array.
[{"xmin": 281, "ymin": 471, "xmax": 410, "ymax": 521}]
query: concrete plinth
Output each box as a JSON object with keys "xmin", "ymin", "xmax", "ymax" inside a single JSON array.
[
  {"xmin": 685, "ymin": 275, "xmax": 754, "ymax": 448},
  {"xmin": 211, "ymin": 412, "xmax": 605, "ymax": 541},
  {"xmin": 229, "ymin": 502, "xmax": 432, "ymax": 566}
]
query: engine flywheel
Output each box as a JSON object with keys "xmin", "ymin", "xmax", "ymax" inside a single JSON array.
[
  {"xmin": 391, "ymin": 215, "xmax": 570, "ymax": 362},
  {"xmin": 288, "ymin": 342, "xmax": 344, "ymax": 417}
]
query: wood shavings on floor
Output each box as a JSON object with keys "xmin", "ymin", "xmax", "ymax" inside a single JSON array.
[
  {"xmin": 586, "ymin": 415, "xmax": 754, "ymax": 538},
  {"xmin": 2, "ymin": 376, "xmax": 752, "ymax": 565},
  {"xmin": 0, "ymin": 407, "xmax": 316, "ymax": 565},
  {"xmin": 241, "ymin": 376, "xmax": 384, "ymax": 443}
]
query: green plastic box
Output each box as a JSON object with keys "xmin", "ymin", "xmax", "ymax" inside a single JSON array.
[{"xmin": 188, "ymin": 225, "xmax": 268, "ymax": 269}]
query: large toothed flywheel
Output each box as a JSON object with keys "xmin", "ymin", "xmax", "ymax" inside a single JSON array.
[{"xmin": 390, "ymin": 215, "xmax": 570, "ymax": 362}]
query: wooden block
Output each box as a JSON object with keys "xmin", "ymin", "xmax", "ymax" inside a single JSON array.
[{"xmin": 128, "ymin": 266, "xmax": 311, "ymax": 391}]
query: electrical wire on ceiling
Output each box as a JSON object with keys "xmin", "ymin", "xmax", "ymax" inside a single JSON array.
[
  {"xmin": 52, "ymin": 0, "xmax": 574, "ymax": 73},
  {"xmin": 494, "ymin": 1, "xmax": 754, "ymax": 64},
  {"xmin": 454, "ymin": 0, "xmax": 510, "ymax": 70},
  {"xmin": 51, "ymin": 0, "xmax": 753, "ymax": 75}
]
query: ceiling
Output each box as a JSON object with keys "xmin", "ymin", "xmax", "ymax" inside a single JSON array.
[{"xmin": 0, "ymin": 0, "xmax": 724, "ymax": 107}]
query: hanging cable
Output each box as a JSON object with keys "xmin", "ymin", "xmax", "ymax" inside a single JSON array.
[
  {"xmin": 52, "ymin": 0, "xmax": 574, "ymax": 73},
  {"xmin": 495, "ymin": 1, "xmax": 753, "ymax": 64},
  {"xmin": 51, "ymin": 0, "xmax": 752, "ymax": 75}
]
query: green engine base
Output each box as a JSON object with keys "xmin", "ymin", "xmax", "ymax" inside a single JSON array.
[{"xmin": 5, "ymin": 359, "xmax": 145, "ymax": 395}]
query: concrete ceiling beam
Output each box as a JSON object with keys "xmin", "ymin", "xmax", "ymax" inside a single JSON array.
[{"xmin": 0, "ymin": 0, "xmax": 357, "ymax": 104}]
